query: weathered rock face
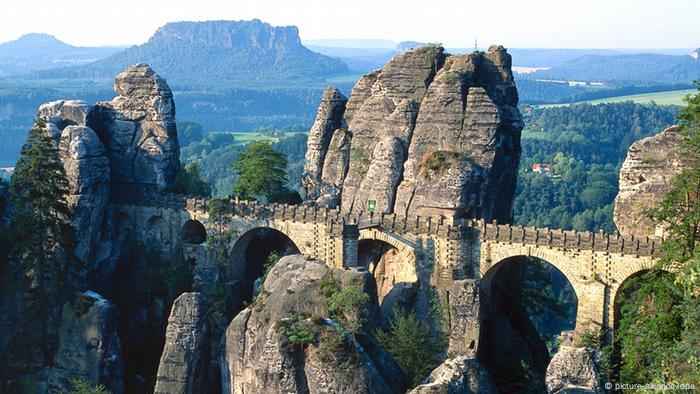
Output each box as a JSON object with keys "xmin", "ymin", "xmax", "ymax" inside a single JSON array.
[
  {"xmin": 155, "ymin": 292, "xmax": 209, "ymax": 394},
  {"xmin": 37, "ymin": 100, "xmax": 112, "ymax": 266},
  {"xmin": 58, "ymin": 125, "xmax": 110, "ymax": 265},
  {"xmin": 304, "ymin": 45, "xmax": 522, "ymax": 221},
  {"xmin": 48, "ymin": 291, "xmax": 124, "ymax": 394},
  {"xmin": 224, "ymin": 254, "xmax": 407, "ymax": 394},
  {"xmin": 302, "ymin": 87, "xmax": 348, "ymax": 201},
  {"xmin": 545, "ymin": 346, "xmax": 603, "ymax": 394},
  {"xmin": 614, "ymin": 125, "xmax": 687, "ymax": 238},
  {"xmin": 93, "ymin": 63, "xmax": 180, "ymax": 190},
  {"xmin": 410, "ymin": 356, "xmax": 498, "ymax": 394}
]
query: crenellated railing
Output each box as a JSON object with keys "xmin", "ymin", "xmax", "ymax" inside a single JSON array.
[{"xmin": 113, "ymin": 190, "xmax": 661, "ymax": 256}]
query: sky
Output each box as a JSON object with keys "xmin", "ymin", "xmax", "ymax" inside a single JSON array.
[{"xmin": 1, "ymin": 0, "xmax": 699, "ymax": 49}]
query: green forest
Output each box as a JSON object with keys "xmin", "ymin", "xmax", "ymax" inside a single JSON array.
[{"xmin": 514, "ymin": 102, "xmax": 680, "ymax": 232}]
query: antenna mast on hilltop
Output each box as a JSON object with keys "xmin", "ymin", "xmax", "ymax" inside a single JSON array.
[{"xmin": 474, "ymin": 37, "xmax": 478, "ymax": 52}]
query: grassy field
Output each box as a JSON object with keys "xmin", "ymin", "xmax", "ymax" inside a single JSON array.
[
  {"xmin": 539, "ymin": 89, "xmax": 695, "ymax": 108},
  {"xmin": 522, "ymin": 129, "xmax": 555, "ymax": 140},
  {"xmin": 213, "ymin": 131, "xmax": 307, "ymax": 145},
  {"xmin": 229, "ymin": 132, "xmax": 279, "ymax": 144}
]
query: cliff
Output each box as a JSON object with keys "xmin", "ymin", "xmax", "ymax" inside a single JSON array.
[
  {"xmin": 303, "ymin": 45, "xmax": 523, "ymax": 222},
  {"xmin": 614, "ymin": 125, "xmax": 689, "ymax": 238}
]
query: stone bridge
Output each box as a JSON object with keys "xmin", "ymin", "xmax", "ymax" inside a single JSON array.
[{"xmin": 112, "ymin": 191, "xmax": 662, "ymax": 343}]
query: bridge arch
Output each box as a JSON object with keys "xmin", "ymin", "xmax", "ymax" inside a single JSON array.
[
  {"xmin": 227, "ymin": 225, "xmax": 301, "ymax": 304},
  {"xmin": 181, "ymin": 219, "xmax": 207, "ymax": 245},
  {"xmin": 608, "ymin": 264, "xmax": 672, "ymax": 332},
  {"xmin": 358, "ymin": 228, "xmax": 418, "ymax": 301}
]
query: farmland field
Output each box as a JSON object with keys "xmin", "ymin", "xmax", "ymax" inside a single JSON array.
[{"xmin": 539, "ymin": 88, "xmax": 695, "ymax": 108}]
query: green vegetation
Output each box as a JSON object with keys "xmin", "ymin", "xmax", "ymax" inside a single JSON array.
[
  {"xmin": 423, "ymin": 151, "xmax": 459, "ymax": 174},
  {"xmin": 284, "ymin": 320, "xmax": 316, "ymax": 350},
  {"xmin": 180, "ymin": 128, "xmax": 307, "ymax": 197},
  {"xmin": 540, "ymin": 89, "xmax": 696, "ymax": 108},
  {"xmin": 316, "ymin": 328, "xmax": 358, "ymax": 366},
  {"xmin": 232, "ymin": 141, "xmax": 295, "ymax": 203},
  {"xmin": 350, "ymin": 148, "xmax": 364, "ymax": 163},
  {"xmin": 177, "ymin": 120, "xmax": 204, "ymax": 146},
  {"xmin": 520, "ymin": 258, "xmax": 577, "ymax": 354},
  {"xmin": 375, "ymin": 311, "xmax": 443, "ymax": 387},
  {"xmin": 424, "ymin": 42, "xmax": 443, "ymax": 68},
  {"xmin": 515, "ymin": 102, "xmax": 679, "ymax": 232},
  {"xmin": 165, "ymin": 162, "xmax": 212, "ymax": 197},
  {"xmin": 8, "ymin": 117, "xmax": 77, "ymax": 363},
  {"xmin": 614, "ymin": 86, "xmax": 700, "ymax": 386},
  {"xmin": 64, "ymin": 379, "xmax": 110, "ymax": 394},
  {"xmin": 320, "ymin": 274, "xmax": 370, "ymax": 335}
]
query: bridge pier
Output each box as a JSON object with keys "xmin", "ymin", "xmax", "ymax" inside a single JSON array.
[
  {"xmin": 342, "ymin": 223, "xmax": 359, "ymax": 268},
  {"xmin": 573, "ymin": 280, "xmax": 607, "ymax": 335}
]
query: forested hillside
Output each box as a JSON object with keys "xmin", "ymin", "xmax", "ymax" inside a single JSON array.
[
  {"xmin": 31, "ymin": 20, "xmax": 348, "ymax": 85},
  {"xmin": 529, "ymin": 53, "xmax": 700, "ymax": 84},
  {"xmin": 514, "ymin": 102, "xmax": 680, "ymax": 232}
]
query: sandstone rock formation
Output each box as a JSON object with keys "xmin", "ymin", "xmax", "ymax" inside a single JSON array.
[
  {"xmin": 48, "ymin": 291, "xmax": 124, "ymax": 394},
  {"xmin": 409, "ymin": 356, "xmax": 498, "ymax": 394},
  {"xmin": 93, "ymin": 63, "xmax": 180, "ymax": 190},
  {"xmin": 303, "ymin": 45, "xmax": 522, "ymax": 222},
  {"xmin": 35, "ymin": 64, "xmax": 180, "ymax": 268},
  {"xmin": 224, "ymin": 254, "xmax": 407, "ymax": 394},
  {"xmin": 614, "ymin": 125, "xmax": 688, "ymax": 238},
  {"xmin": 302, "ymin": 87, "xmax": 347, "ymax": 202},
  {"xmin": 545, "ymin": 346, "xmax": 604, "ymax": 394},
  {"xmin": 39, "ymin": 100, "xmax": 111, "ymax": 265},
  {"xmin": 155, "ymin": 292, "xmax": 209, "ymax": 394}
]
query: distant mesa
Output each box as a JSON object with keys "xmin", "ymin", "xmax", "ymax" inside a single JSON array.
[{"xmin": 30, "ymin": 19, "xmax": 348, "ymax": 84}]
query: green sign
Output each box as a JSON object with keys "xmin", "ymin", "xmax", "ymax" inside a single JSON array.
[{"xmin": 368, "ymin": 199, "xmax": 377, "ymax": 212}]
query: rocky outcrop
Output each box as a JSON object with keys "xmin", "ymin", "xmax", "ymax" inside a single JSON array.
[
  {"xmin": 545, "ymin": 346, "xmax": 603, "ymax": 394},
  {"xmin": 614, "ymin": 125, "xmax": 687, "ymax": 238},
  {"xmin": 93, "ymin": 63, "xmax": 180, "ymax": 190},
  {"xmin": 224, "ymin": 254, "xmax": 407, "ymax": 394},
  {"xmin": 38, "ymin": 100, "xmax": 111, "ymax": 265},
  {"xmin": 302, "ymin": 87, "xmax": 347, "ymax": 201},
  {"xmin": 410, "ymin": 356, "xmax": 498, "ymax": 394},
  {"xmin": 21, "ymin": 64, "xmax": 183, "ymax": 392},
  {"xmin": 155, "ymin": 292, "xmax": 209, "ymax": 394},
  {"xmin": 58, "ymin": 125, "xmax": 110, "ymax": 264},
  {"xmin": 304, "ymin": 45, "xmax": 522, "ymax": 221},
  {"xmin": 48, "ymin": 291, "xmax": 124, "ymax": 394}
]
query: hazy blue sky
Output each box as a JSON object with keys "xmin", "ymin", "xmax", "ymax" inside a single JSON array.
[{"xmin": 2, "ymin": 0, "xmax": 699, "ymax": 48}]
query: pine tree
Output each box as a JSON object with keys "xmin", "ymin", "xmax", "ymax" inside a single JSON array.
[{"xmin": 9, "ymin": 117, "xmax": 76, "ymax": 363}]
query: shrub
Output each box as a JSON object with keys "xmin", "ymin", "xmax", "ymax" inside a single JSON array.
[
  {"xmin": 319, "ymin": 273, "xmax": 370, "ymax": 334},
  {"xmin": 317, "ymin": 328, "xmax": 358, "ymax": 367},
  {"xmin": 285, "ymin": 321, "xmax": 315, "ymax": 350},
  {"xmin": 65, "ymin": 379, "xmax": 109, "ymax": 394},
  {"xmin": 422, "ymin": 151, "xmax": 460, "ymax": 175},
  {"xmin": 327, "ymin": 284, "xmax": 370, "ymax": 334},
  {"xmin": 350, "ymin": 148, "xmax": 364, "ymax": 163},
  {"xmin": 375, "ymin": 311, "xmax": 444, "ymax": 386}
]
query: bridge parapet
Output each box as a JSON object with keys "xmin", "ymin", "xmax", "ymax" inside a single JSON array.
[{"xmin": 475, "ymin": 220, "xmax": 661, "ymax": 256}]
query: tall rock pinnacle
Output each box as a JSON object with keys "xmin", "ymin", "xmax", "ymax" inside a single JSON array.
[{"xmin": 303, "ymin": 45, "xmax": 523, "ymax": 222}]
